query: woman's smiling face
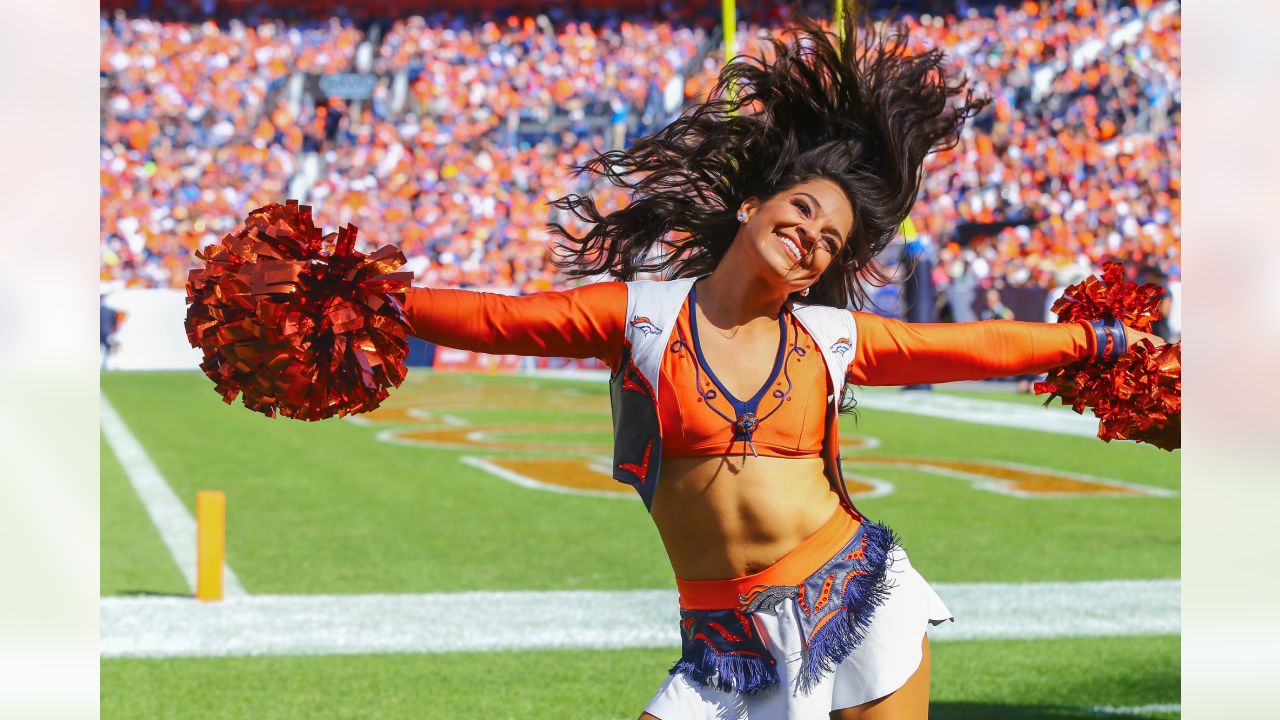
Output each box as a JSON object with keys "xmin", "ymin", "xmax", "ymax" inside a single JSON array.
[{"xmin": 737, "ymin": 177, "xmax": 855, "ymax": 293}]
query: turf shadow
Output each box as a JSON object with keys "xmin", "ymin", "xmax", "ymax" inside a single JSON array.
[{"xmin": 113, "ymin": 590, "xmax": 193, "ymax": 598}]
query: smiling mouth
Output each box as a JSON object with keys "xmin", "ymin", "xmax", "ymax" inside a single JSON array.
[{"xmin": 776, "ymin": 233, "xmax": 804, "ymax": 263}]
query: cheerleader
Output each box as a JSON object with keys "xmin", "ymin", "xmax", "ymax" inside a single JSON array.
[{"xmin": 404, "ymin": 8, "xmax": 1164, "ymax": 719}]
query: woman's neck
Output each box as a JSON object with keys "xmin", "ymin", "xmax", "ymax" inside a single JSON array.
[{"xmin": 698, "ymin": 250, "xmax": 790, "ymax": 330}]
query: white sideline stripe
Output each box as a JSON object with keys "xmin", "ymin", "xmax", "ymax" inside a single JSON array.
[
  {"xmin": 100, "ymin": 579, "xmax": 1177, "ymax": 658},
  {"xmin": 854, "ymin": 392, "xmax": 1101, "ymax": 437},
  {"xmin": 927, "ymin": 579, "xmax": 1179, "ymax": 641},
  {"xmin": 1088, "ymin": 704, "xmax": 1181, "ymax": 716},
  {"xmin": 100, "ymin": 393, "xmax": 246, "ymax": 598}
]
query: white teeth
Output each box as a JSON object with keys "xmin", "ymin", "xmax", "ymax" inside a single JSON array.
[{"xmin": 778, "ymin": 235, "xmax": 802, "ymax": 262}]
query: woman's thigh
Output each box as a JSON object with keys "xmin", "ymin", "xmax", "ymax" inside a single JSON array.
[{"xmin": 830, "ymin": 634, "xmax": 931, "ymax": 720}]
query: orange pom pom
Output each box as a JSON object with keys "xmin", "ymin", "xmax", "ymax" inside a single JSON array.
[
  {"xmin": 1036, "ymin": 262, "xmax": 1181, "ymax": 451},
  {"xmin": 184, "ymin": 201, "xmax": 412, "ymax": 420}
]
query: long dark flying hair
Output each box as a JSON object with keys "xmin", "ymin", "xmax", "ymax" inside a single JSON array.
[{"xmin": 547, "ymin": 5, "xmax": 989, "ymax": 311}]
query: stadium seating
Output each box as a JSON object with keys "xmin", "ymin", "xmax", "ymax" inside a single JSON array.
[{"xmin": 100, "ymin": 0, "xmax": 1180, "ymax": 312}]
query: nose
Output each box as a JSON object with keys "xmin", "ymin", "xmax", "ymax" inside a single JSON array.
[{"xmin": 796, "ymin": 225, "xmax": 817, "ymax": 253}]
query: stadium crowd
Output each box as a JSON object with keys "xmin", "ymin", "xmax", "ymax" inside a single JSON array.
[
  {"xmin": 100, "ymin": 0, "xmax": 1180, "ymax": 326},
  {"xmin": 688, "ymin": 0, "xmax": 1180, "ymax": 299}
]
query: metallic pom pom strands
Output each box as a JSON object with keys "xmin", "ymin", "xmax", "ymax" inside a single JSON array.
[
  {"xmin": 1036, "ymin": 262, "xmax": 1181, "ymax": 451},
  {"xmin": 184, "ymin": 200, "xmax": 413, "ymax": 421}
]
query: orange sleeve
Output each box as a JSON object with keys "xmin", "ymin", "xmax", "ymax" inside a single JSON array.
[
  {"xmin": 404, "ymin": 281, "xmax": 628, "ymax": 371},
  {"xmin": 845, "ymin": 312, "xmax": 1096, "ymax": 386}
]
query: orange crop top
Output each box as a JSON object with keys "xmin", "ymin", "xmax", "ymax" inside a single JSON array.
[
  {"xmin": 404, "ymin": 281, "xmax": 1096, "ymax": 459},
  {"xmin": 661, "ymin": 283, "xmax": 828, "ymax": 458}
]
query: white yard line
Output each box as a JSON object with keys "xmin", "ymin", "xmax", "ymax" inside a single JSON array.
[
  {"xmin": 923, "ymin": 579, "xmax": 1179, "ymax": 641},
  {"xmin": 100, "ymin": 579, "xmax": 1177, "ymax": 659},
  {"xmin": 100, "ymin": 392, "xmax": 246, "ymax": 597},
  {"xmin": 1088, "ymin": 704, "xmax": 1181, "ymax": 716},
  {"xmin": 853, "ymin": 391, "xmax": 1101, "ymax": 437}
]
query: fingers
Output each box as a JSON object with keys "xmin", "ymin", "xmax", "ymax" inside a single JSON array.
[{"xmin": 1124, "ymin": 325, "xmax": 1167, "ymax": 350}]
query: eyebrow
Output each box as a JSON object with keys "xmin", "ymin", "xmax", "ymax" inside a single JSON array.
[
  {"xmin": 795, "ymin": 191, "xmax": 843, "ymax": 242},
  {"xmin": 796, "ymin": 191, "xmax": 825, "ymax": 213}
]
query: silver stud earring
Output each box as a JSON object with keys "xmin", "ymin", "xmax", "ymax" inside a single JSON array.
[
  {"xmin": 736, "ymin": 210, "xmax": 747, "ymax": 222},
  {"xmin": 800, "ymin": 287, "xmax": 810, "ymax": 297}
]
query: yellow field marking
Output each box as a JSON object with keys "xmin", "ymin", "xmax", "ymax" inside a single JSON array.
[
  {"xmin": 346, "ymin": 405, "xmax": 427, "ymax": 425},
  {"xmin": 195, "ymin": 490, "xmax": 227, "ymax": 602}
]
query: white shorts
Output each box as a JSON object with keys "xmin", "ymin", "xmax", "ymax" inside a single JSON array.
[{"xmin": 644, "ymin": 545, "xmax": 953, "ymax": 720}]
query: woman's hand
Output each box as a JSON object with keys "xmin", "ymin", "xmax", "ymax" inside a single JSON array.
[{"xmin": 1124, "ymin": 324, "xmax": 1167, "ymax": 351}]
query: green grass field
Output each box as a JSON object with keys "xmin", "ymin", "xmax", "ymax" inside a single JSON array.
[{"xmin": 101, "ymin": 371, "xmax": 1180, "ymax": 718}]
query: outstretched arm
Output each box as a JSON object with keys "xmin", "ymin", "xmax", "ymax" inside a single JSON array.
[
  {"xmin": 845, "ymin": 311, "xmax": 1102, "ymax": 386},
  {"xmin": 404, "ymin": 282, "xmax": 627, "ymax": 370}
]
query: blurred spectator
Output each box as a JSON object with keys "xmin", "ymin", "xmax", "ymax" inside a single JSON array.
[
  {"xmin": 941, "ymin": 254, "xmax": 980, "ymax": 323},
  {"xmin": 980, "ymin": 288, "xmax": 1015, "ymax": 321},
  {"xmin": 1139, "ymin": 264, "xmax": 1175, "ymax": 342},
  {"xmin": 100, "ymin": 294, "xmax": 121, "ymax": 369}
]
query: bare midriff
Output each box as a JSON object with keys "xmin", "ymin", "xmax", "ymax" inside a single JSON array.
[{"xmin": 650, "ymin": 454, "xmax": 842, "ymax": 581}]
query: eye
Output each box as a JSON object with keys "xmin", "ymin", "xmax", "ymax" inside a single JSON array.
[{"xmin": 791, "ymin": 198, "xmax": 811, "ymax": 216}]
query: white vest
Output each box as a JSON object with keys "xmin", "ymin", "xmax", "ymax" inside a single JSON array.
[{"xmin": 609, "ymin": 277, "xmax": 862, "ymax": 517}]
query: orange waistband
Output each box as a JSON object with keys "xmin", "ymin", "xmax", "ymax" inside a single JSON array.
[{"xmin": 675, "ymin": 506, "xmax": 862, "ymax": 610}]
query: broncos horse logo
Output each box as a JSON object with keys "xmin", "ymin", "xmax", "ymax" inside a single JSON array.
[
  {"xmin": 829, "ymin": 337, "xmax": 852, "ymax": 356},
  {"xmin": 629, "ymin": 316, "xmax": 662, "ymax": 336}
]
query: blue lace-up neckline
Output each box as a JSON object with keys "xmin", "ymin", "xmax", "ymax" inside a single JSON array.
[{"xmin": 688, "ymin": 282, "xmax": 789, "ymax": 459}]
